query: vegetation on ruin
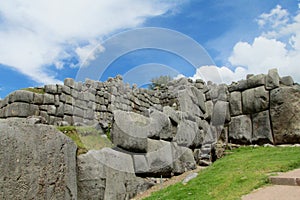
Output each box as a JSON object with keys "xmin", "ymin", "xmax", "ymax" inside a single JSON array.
[
  {"xmin": 22, "ymin": 87, "xmax": 45, "ymax": 94},
  {"xmin": 144, "ymin": 146, "xmax": 300, "ymax": 200},
  {"xmin": 148, "ymin": 75, "xmax": 172, "ymax": 90},
  {"xmin": 57, "ymin": 126, "xmax": 113, "ymax": 155}
]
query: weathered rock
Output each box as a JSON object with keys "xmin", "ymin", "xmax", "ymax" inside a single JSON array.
[
  {"xmin": 229, "ymin": 91, "xmax": 242, "ymax": 116},
  {"xmin": 204, "ymin": 100, "xmax": 213, "ymax": 121},
  {"xmin": 45, "ymin": 84, "xmax": 58, "ymax": 94},
  {"xmin": 228, "ymin": 79, "xmax": 248, "ymax": 92},
  {"xmin": 270, "ymin": 85, "xmax": 300, "ymax": 144},
  {"xmin": 252, "ymin": 110, "xmax": 274, "ymax": 144},
  {"xmin": 171, "ymin": 142, "xmax": 196, "ymax": 174},
  {"xmin": 133, "ymin": 140, "xmax": 196, "ymax": 177},
  {"xmin": 8, "ymin": 90, "xmax": 34, "ymax": 103},
  {"xmin": 280, "ymin": 76, "xmax": 294, "ymax": 86},
  {"xmin": 174, "ymin": 120, "xmax": 202, "ymax": 148},
  {"xmin": 163, "ymin": 106, "xmax": 180, "ymax": 125},
  {"xmin": 149, "ymin": 109, "xmax": 172, "ymax": 140},
  {"xmin": 177, "ymin": 87, "xmax": 203, "ymax": 118},
  {"xmin": 247, "ymin": 74, "xmax": 265, "ymax": 88},
  {"xmin": 5, "ymin": 102, "xmax": 39, "ymax": 117},
  {"xmin": 182, "ymin": 173, "xmax": 198, "ymax": 185},
  {"xmin": 266, "ymin": 68, "xmax": 280, "ymax": 90},
  {"xmin": 0, "ymin": 118, "xmax": 77, "ymax": 199},
  {"xmin": 211, "ymin": 101, "xmax": 230, "ymax": 126},
  {"xmin": 229, "ymin": 115, "xmax": 252, "ymax": 144},
  {"xmin": 111, "ymin": 110, "xmax": 149, "ymax": 152},
  {"xmin": 77, "ymin": 148, "xmax": 151, "ymax": 200},
  {"xmin": 242, "ymin": 86, "xmax": 269, "ymax": 114}
]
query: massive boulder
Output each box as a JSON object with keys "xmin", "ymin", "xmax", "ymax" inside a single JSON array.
[
  {"xmin": 77, "ymin": 148, "xmax": 151, "ymax": 200},
  {"xmin": 228, "ymin": 115, "xmax": 252, "ymax": 144},
  {"xmin": 0, "ymin": 118, "xmax": 77, "ymax": 199},
  {"xmin": 111, "ymin": 110, "xmax": 150, "ymax": 152},
  {"xmin": 242, "ymin": 86, "xmax": 269, "ymax": 114},
  {"xmin": 132, "ymin": 139, "xmax": 196, "ymax": 177},
  {"xmin": 252, "ymin": 110, "xmax": 273, "ymax": 144},
  {"xmin": 270, "ymin": 85, "xmax": 300, "ymax": 144}
]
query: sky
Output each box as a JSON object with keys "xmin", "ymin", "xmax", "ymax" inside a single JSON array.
[{"xmin": 0, "ymin": 0, "xmax": 300, "ymax": 98}]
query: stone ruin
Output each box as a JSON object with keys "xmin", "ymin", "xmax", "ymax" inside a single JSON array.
[{"xmin": 0, "ymin": 68, "xmax": 300, "ymax": 199}]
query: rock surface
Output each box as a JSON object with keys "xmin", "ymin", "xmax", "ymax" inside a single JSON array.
[
  {"xmin": 77, "ymin": 148, "xmax": 152, "ymax": 200},
  {"xmin": 0, "ymin": 118, "xmax": 77, "ymax": 200},
  {"xmin": 270, "ymin": 85, "xmax": 300, "ymax": 144}
]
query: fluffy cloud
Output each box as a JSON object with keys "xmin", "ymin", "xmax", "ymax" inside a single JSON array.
[
  {"xmin": 0, "ymin": 0, "xmax": 181, "ymax": 84},
  {"xmin": 228, "ymin": 5, "xmax": 300, "ymax": 82}
]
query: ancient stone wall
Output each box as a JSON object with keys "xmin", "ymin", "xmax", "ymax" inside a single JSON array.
[{"xmin": 0, "ymin": 68, "xmax": 299, "ymax": 145}]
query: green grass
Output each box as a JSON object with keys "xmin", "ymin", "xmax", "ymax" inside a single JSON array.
[
  {"xmin": 144, "ymin": 146, "xmax": 300, "ymax": 200},
  {"xmin": 22, "ymin": 87, "xmax": 45, "ymax": 94},
  {"xmin": 57, "ymin": 126, "xmax": 113, "ymax": 155}
]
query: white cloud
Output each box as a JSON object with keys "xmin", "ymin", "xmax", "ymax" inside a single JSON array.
[
  {"xmin": 257, "ymin": 5, "xmax": 289, "ymax": 29},
  {"xmin": 228, "ymin": 5, "xmax": 300, "ymax": 82},
  {"xmin": 0, "ymin": 0, "xmax": 182, "ymax": 84}
]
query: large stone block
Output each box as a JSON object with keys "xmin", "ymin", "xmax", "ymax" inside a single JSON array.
[
  {"xmin": 111, "ymin": 110, "xmax": 149, "ymax": 152},
  {"xmin": 174, "ymin": 120, "xmax": 202, "ymax": 148},
  {"xmin": 149, "ymin": 109, "xmax": 172, "ymax": 140},
  {"xmin": 247, "ymin": 74, "xmax": 265, "ymax": 88},
  {"xmin": 242, "ymin": 86, "xmax": 269, "ymax": 114},
  {"xmin": 0, "ymin": 118, "xmax": 77, "ymax": 199},
  {"xmin": 229, "ymin": 91, "xmax": 242, "ymax": 116},
  {"xmin": 270, "ymin": 85, "xmax": 300, "ymax": 144},
  {"xmin": 211, "ymin": 101, "xmax": 230, "ymax": 126},
  {"xmin": 266, "ymin": 68, "xmax": 280, "ymax": 90},
  {"xmin": 229, "ymin": 115, "xmax": 252, "ymax": 144},
  {"xmin": 8, "ymin": 90, "xmax": 34, "ymax": 103},
  {"xmin": 77, "ymin": 148, "xmax": 151, "ymax": 200},
  {"xmin": 252, "ymin": 110, "xmax": 273, "ymax": 144},
  {"xmin": 5, "ymin": 103, "xmax": 39, "ymax": 117}
]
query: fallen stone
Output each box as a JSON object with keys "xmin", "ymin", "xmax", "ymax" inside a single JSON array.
[{"xmin": 182, "ymin": 173, "xmax": 198, "ymax": 185}]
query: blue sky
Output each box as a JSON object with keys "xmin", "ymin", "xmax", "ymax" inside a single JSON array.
[{"xmin": 0, "ymin": 0, "xmax": 300, "ymax": 98}]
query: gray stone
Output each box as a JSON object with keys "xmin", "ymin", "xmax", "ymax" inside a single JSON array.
[
  {"xmin": 47, "ymin": 105, "xmax": 56, "ymax": 115},
  {"xmin": 146, "ymin": 139, "xmax": 173, "ymax": 176},
  {"xmin": 8, "ymin": 90, "xmax": 34, "ymax": 103},
  {"xmin": 43, "ymin": 93, "xmax": 55, "ymax": 105},
  {"xmin": 266, "ymin": 68, "xmax": 280, "ymax": 90},
  {"xmin": 149, "ymin": 109, "xmax": 172, "ymax": 140},
  {"xmin": 64, "ymin": 104, "xmax": 73, "ymax": 115},
  {"xmin": 171, "ymin": 142, "xmax": 196, "ymax": 174},
  {"xmin": 174, "ymin": 120, "xmax": 202, "ymax": 148},
  {"xmin": 163, "ymin": 106, "xmax": 180, "ymax": 125},
  {"xmin": 229, "ymin": 91, "xmax": 242, "ymax": 116},
  {"xmin": 204, "ymin": 100, "xmax": 213, "ymax": 121},
  {"xmin": 44, "ymin": 84, "xmax": 57, "ymax": 94},
  {"xmin": 242, "ymin": 86, "xmax": 269, "ymax": 114},
  {"xmin": 229, "ymin": 115, "xmax": 252, "ymax": 144},
  {"xmin": 280, "ymin": 76, "xmax": 294, "ymax": 86},
  {"xmin": 191, "ymin": 87, "xmax": 206, "ymax": 113},
  {"xmin": 33, "ymin": 93, "xmax": 44, "ymax": 105},
  {"xmin": 177, "ymin": 87, "xmax": 203, "ymax": 118},
  {"xmin": 270, "ymin": 85, "xmax": 300, "ymax": 144},
  {"xmin": 0, "ymin": 118, "xmax": 77, "ymax": 199},
  {"xmin": 78, "ymin": 148, "xmax": 151, "ymax": 200},
  {"xmin": 228, "ymin": 79, "xmax": 248, "ymax": 92},
  {"xmin": 247, "ymin": 74, "xmax": 265, "ymax": 88},
  {"xmin": 5, "ymin": 103, "xmax": 39, "ymax": 117},
  {"xmin": 111, "ymin": 110, "xmax": 149, "ymax": 152},
  {"xmin": 182, "ymin": 173, "xmax": 198, "ymax": 185},
  {"xmin": 252, "ymin": 110, "xmax": 274, "ymax": 144},
  {"xmin": 211, "ymin": 101, "xmax": 230, "ymax": 126},
  {"xmin": 73, "ymin": 107, "xmax": 84, "ymax": 118},
  {"xmin": 64, "ymin": 78, "xmax": 75, "ymax": 88}
]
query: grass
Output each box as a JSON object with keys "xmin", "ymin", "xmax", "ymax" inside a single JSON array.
[
  {"xmin": 144, "ymin": 146, "xmax": 300, "ymax": 200},
  {"xmin": 22, "ymin": 87, "xmax": 45, "ymax": 94},
  {"xmin": 57, "ymin": 126, "xmax": 113, "ymax": 155}
]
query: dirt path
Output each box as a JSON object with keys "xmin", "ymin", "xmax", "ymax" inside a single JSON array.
[{"xmin": 131, "ymin": 166, "xmax": 204, "ymax": 200}]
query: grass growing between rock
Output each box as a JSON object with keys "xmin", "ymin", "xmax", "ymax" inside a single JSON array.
[
  {"xmin": 22, "ymin": 87, "xmax": 45, "ymax": 94},
  {"xmin": 57, "ymin": 126, "xmax": 113, "ymax": 155},
  {"xmin": 144, "ymin": 146, "xmax": 300, "ymax": 200}
]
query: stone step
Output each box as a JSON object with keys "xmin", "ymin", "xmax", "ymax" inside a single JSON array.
[{"xmin": 269, "ymin": 169, "xmax": 300, "ymax": 186}]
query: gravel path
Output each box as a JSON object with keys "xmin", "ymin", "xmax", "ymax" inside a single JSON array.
[{"xmin": 131, "ymin": 166, "xmax": 204, "ymax": 200}]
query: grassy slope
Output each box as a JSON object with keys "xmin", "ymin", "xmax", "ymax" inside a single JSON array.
[{"xmin": 145, "ymin": 146, "xmax": 300, "ymax": 200}]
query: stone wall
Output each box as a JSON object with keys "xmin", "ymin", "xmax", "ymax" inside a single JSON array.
[{"xmin": 0, "ymin": 68, "xmax": 299, "ymax": 146}]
